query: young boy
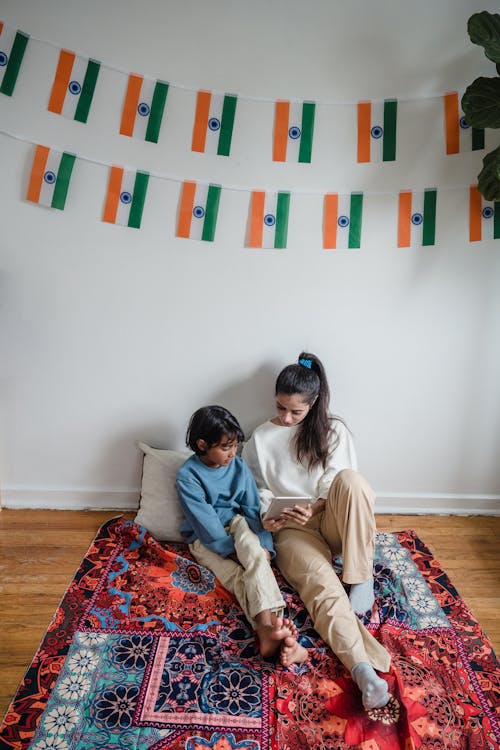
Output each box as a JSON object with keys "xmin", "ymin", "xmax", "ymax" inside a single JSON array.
[{"xmin": 176, "ymin": 404, "xmax": 307, "ymax": 664}]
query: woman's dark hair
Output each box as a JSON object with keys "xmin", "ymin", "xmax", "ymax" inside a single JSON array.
[
  {"xmin": 275, "ymin": 352, "xmax": 337, "ymax": 470},
  {"xmin": 186, "ymin": 405, "xmax": 245, "ymax": 455}
]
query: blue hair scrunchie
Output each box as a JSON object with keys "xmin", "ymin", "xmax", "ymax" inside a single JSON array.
[{"xmin": 299, "ymin": 358, "xmax": 312, "ymax": 369}]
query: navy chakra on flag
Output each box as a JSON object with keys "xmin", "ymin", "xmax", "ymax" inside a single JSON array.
[
  {"xmin": 44, "ymin": 171, "xmax": 56, "ymax": 184},
  {"xmin": 120, "ymin": 191, "xmax": 132, "ymax": 205},
  {"xmin": 338, "ymin": 215, "xmax": 350, "ymax": 228},
  {"xmin": 264, "ymin": 213, "xmax": 276, "ymax": 227},
  {"xmin": 68, "ymin": 80, "xmax": 81, "ymax": 95},
  {"xmin": 193, "ymin": 205, "xmax": 205, "ymax": 219},
  {"xmin": 0, "ymin": 51, "xmax": 8, "ymax": 66},
  {"xmin": 288, "ymin": 125, "xmax": 301, "ymax": 140},
  {"xmin": 371, "ymin": 125, "xmax": 383, "ymax": 139},
  {"xmin": 208, "ymin": 117, "xmax": 221, "ymax": 131},
  {"xmin": 482, "ymin": 206, "xmax": 494, "ymax": 219},
  {"xmin": 138, "ymin": 102, "xmax": 150, "ymax": 117},
  {"xmin": 411, "ymin": 213, "xmax": 423, "ymax": 226},
  {"xmin": 459, "ymin": 116, "xmax": 470, "ymax": 130}
]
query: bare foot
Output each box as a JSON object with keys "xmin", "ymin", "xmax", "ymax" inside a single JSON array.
[
  {"xmin": 257, "ymin": 615, "xmax": 294, "ymax": 659},
  {"xmin": 280, "ymin": 635, "xmax": 308, "ymax": 667}
]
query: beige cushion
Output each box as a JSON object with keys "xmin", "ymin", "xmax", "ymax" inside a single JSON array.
[{"xmin": 134, "ymin": 442, "xmax": 190, "ymax": 542}]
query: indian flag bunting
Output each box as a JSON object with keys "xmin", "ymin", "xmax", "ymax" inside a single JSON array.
[
  {"xmin": 357, "ymin": 99, "xmax": 397, "ymax": 163},
  {"xmin": 444, "ymin": 92, "xmax": 484, "ymax": 155},
  {"xmin": 469, "ymin": 186, "xmax": 500, "ymax": 242},
  {"xmin": 0, "ymin": 22, "xmax": 29, "ymax": 96},
  {"xmin": 273, "ymin": 101, "xmax": 316, "ymax": 163},
  {"xmin": 191, "ymin": 91, "xmax": 237, "ymax": 156},
  {"xmin": 323, "ymin": 193, "xmax": 363, "ymax": 249},
  {"xmin": 120, "ymin": 74, "xmax": 169, "ymax": 143},
  {"xmin": 26, "ymin": 145, "xmax": 76, "ymax": 210},
  {"xmin": 176, "ymin": 181, "xmax": 221, "ymax": 241},
  {"xmin": 398, "ymin": 189, "xmax": 437, "ymax": 247},
  {"xmin": 102, "ymin": 167, "xmax": 149, "ymax": 229},
  {"xmin": 248, "ymin": 191, "xmax": 290, "ymax": 249},
  {"xmin": 48, "ymin": 49, "xmax": 100, "ymax": 123}
]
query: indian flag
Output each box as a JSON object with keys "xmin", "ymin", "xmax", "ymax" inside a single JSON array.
[
  {"xmin": 26, "ymin": 145, "xmax": 76, "ymax": 210},
  {"xmin": 248, "ymin": 191, "xmax": 290, "ymax": 249},
  {"xmin": 444, "ymin": 92, "xmax": 484, "ymax": 155},
  {"xmin": 120, "ymin": 74, "xmax": 169, "ymax": 143},
  {"xmin": 176, "ymin": 181, "xmax": 221, "ymax": 241},
  {"xmin": 469, "ymin": 186, "xmax": 500, "ymax": 242},
  {"xmin": 397, "ymin": 189, "xmax": 437, "ymax": 248},
  {"xmin": 0, "ymin": 22, "xmax": 29, "ymax": 96},
  {"xmin": 102, "ymin": 167, "xmax": 149, "ymax": 229},
  {"xmin": 48, "ymin": 49, "xmax": 100, "ymax": 123},
  {"xmin": 357, "ymin": 99, "xmax": 397, "ymax": 163},
  {"xmin": 273, "ymin": 100, "xmax": 316, "ymax": 163},
  {"xmin": 191, "ymin": 91, "xmax": 237, "ymax": 156},
  {"xmin": 323, "ymin": 193, "xmax": 363, "ymax": 249}
]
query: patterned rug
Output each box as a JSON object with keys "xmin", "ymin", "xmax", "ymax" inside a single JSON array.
[{"xmin": 1, "ymin": 517, "xmax": 499, "ymax": 750}]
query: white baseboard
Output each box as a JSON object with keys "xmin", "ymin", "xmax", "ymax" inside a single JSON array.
[{"xmin": 1, "ymin": 486, "xmax": 500, "ymax": 515}]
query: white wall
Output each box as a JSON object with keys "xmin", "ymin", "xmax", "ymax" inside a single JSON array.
[{"xmin": 1, "ymin": 0, "xmax": 499, "ymax": 513}]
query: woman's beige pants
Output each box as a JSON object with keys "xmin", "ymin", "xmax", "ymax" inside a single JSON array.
[
  {"xmin": 189, "ymin": 514, "xmax": 285, "ymax": 628},
  {"xmin": 274, "ymin": 468, "xmax": 391, "ymax": 673}
]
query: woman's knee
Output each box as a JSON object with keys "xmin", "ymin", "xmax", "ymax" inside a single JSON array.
[{"xmin": 330, "ymin": 469, "xmax": 375, "ymax": 502}]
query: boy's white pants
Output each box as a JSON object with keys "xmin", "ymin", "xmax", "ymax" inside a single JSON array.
[
  {"xmin": 189, "ymin": 514, "xmax": 285, "ymax": 627},
  {"xmin": 274, "ymin": 468, "xmax": 391, "ymax": 673}
]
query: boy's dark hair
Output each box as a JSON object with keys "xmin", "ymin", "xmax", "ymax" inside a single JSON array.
[{"xmin": 186, "ymin": 405, "xmax": 245, "ymax": 455}]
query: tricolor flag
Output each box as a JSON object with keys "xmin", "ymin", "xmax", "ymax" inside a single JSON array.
[
  {"xmin": 248, "ymin": 191, "xmax": 290, "ymax": 249},
  {"xmin": 273, "ymin": 100, "xmax": 316, "ymax": 163},
  {"xmin": 120, "ymin": 74, "xmax": 169, "ymax": 143},
  {"xmin": 357, "ymin": 99, "xmax": 397, "ymax": 163},
  {"xmin": 48, "ymin": 49, "xmax": 100, "ymax": 123},
  {"xmin": 26, "ymin": 145, "xmax": 76, "ymax": 210},
  {"xmin": 444, "ymin": 92, "xmax": 484, "ymax": 155},
  {"xmin": 191, "ymin": 91, "xmax": 237, "ymax": 156},
  {"xmin": 469, "ymin": 186, "xmax": 500, "ymax": 242},
  {"xmin": 102, "ymin": 167, "xmax": 149, "ymax": 229},
  {"xmin": 176, "ymin": 181, "xmax": 221, "ymax": 241},
  {"xmin": 397, "ymin": 189, "xmax": 437, "ymax": 248},
  {"xmin": 0, "ymin": 22, "xmax": 29, "ymax": 96},
  {"xmin": 323, "ymin": 193, "xmax": 363, "ymax": 249}
]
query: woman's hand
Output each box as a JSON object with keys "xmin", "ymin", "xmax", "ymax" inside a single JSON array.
[
  {"xmin": 280, "ymin": 502, "xmax": 314, "ymax": 526},
  {"xmin": 262, "ymin": 518, "xmax": 288, "ymax": 532}
]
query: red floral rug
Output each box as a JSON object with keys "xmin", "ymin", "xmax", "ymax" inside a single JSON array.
[{"xmin": 0, "ymin": 517, "xmax": 499, "ymax": 749}]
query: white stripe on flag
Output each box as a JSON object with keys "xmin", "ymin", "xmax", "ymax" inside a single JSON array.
[
  {"xmin": 131, "ymin": 77, "xmax": 156, "ymax": 140},
  {"xmin": 335, "ymin": 194, "xmax": 352, "ymax": 249},
  {"xmin": 115, "ymin": 169, "xmax": 137, "ymax": 226},
  {"xmin": 368, "ymin": 101, "xmax": 385, "ymax": 162},
  {"xmin": 189, "ymin": 183, "xmax": 210, "ymax": 239},
  {"xmin": 60, "ymin": 55, "xmax": 88, "ymax": 119},
  {"xmin": 262, "ymin": 193, "xmax": 279, "ymax": 249},
  {"xmin": 38, "ymin": 149, "xmax": 64, "ymax": 207},
  {"xmin": 408, "ymin": 191, "xmax": 425, "ymax": 246},
  {"xmin": 284, "ymin": 102, "xmax": 304, "ymax": 162},
  {"xmin": 203, "ymin": 93, "xmax": 225, "ymax": 155}
]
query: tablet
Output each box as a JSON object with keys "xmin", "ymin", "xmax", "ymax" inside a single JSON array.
[{"xmin": 263, "ymin": 496, "xmax": 312, "ymax": 521}]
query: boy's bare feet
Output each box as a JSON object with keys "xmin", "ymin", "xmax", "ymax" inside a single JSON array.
[
  {"xmin": 280, "ymin": 635, "xmax": 308, "ymax": 666},
  {"xmin": 257, "ymin": 615, "xmax": 295, "ymax": 658}
]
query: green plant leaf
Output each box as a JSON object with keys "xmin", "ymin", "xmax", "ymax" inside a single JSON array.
[
  {"xmin": 468, "ymin": 11, "xmax": 500, "ymax": 63},
  {"xmin": 462, "ymin": 77, "xmax": 500, "ymax": 129},
  {"xmin": 477, "ymin": 146, "xmax": 500, "ymax": 202}
]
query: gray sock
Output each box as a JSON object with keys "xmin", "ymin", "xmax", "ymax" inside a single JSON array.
[
  {"xmin": 349, "ymin": 576, "xmax": 375, "ymax": 614},
  {"xmin": 351, "ymin": 661, "xmax": 390, "ymax": 709}
]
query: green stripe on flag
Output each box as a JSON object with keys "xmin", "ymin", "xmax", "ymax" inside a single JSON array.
[
  {"xmin": 145, "ymin": 81, "xmax": 169, "ymax": 143},
  {"xmin": 274, "ymin": 192, "xmax": 290, "ymax": 249},
  {"xmin": 0, "ymin": 30, "xmax": 29, "ymax": 96},
  {"xmin": 51, "ymin": 152, "xmax": 76, "ymax": 210},
  {"xmin": 383, "ymin": 99, "xmax": 397, "ymax": 162},
  {"xmin": 298, "ymin": 102, "xmax": 315, "ymax": 163},
  {"xmin": 202, "ymin": 185, "xmax": 221, "ymax": 241},
  {"xmin": 128, "ymin": 171, "xmax": 149, "ymax": 228},
  {"xmin": 422, "ymin": 189, "xmax": 437, "ymax": 246},
  {"xmin": 472, "ymin": 127, "xmax": 484, "ymax": 151},
  {"xmin": 494, "ymin": 202, "xmax": 500, "ymax": 240},
  {"xmin": 217, "ymin": 95, "xmax": 237, "ymax": 157},
  {"xmin": 74, "ymin": 59, "xmax": 100, "ymax": 123},
  {"xmin": 348, "ymin": 193, "xmax": 363, "ymax": 248}
]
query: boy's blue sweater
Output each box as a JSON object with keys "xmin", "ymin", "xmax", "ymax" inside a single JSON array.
[{"xmin": 176, "ymin": 454, "xmax": 274, "ymax": 558}]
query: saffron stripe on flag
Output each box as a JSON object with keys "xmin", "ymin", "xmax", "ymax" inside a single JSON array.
[
  {"xmin": 398, "ymin": 191, "xmax": 412, "ymax": 248},
  {"xmin": 275, "ymin": 192, "xmax": 290, "ymax": 249},
  {"xmin": 177, "ymin": 181, "xmax": 197, "ymax": 237},
  {"xmin": 323, "ymin": 194, "xmax": 338, "ymax": 249},
  {"xmin": 249, "ymin": 191, "xmax": 266, "ymax": 247},
  {"xmin": 298, "ymin": 102, "xmax": 315, "ymax": 163},
  {"xmin": 444, "ymin": 92, "xmax": 460, "ymax": 155},
  {"xmin": 273, "ymin": 101, "xmax": 290, "ymax": 162},
  {"xmin": 48, "ymin": 49, "xmax": 75, "ymax": 113},
  {"xmin": 469, "ymin": 186, "xmax": 482, "ymax": 242},
  {"xmin": 26, "ymin": 145, "xmax": 50, "ymax": 203},
  {"xmin": 0, "ymin": 27, "xmax": 29, "ymax": 96},
  {"xmin": 103, "ymin": 167, "xmax": 124, "ymax": 224},
  {"xmin": 120, "ymin": 75, "xmax": 143, "ymax": 136},
  {"xmin": 192, "ymin": 91, "xmax": 212, "ymax": 152},
  {"xmin": 357, "ymin": 101, "xmax": 371, "ymax": 163},
  {"xmin": 145, "ymin": 81, "xmax": 169, "ymax": 143}
]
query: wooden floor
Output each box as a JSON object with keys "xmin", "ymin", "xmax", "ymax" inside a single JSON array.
[{"xmin": 1, "ymin": 510, "xmax": 499, "ymax": 721}]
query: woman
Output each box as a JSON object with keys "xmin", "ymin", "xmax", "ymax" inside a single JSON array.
[{"xmin": 242, "ymin": 352, "xmax": 391, "ymax": 710}]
